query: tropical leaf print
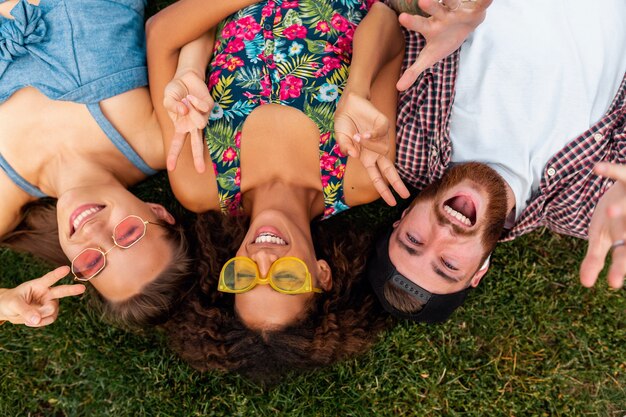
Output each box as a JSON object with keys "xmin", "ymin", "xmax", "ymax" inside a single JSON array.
[
  {"xmin": 244, "ymin": 37, "xmax": 265, "ymax": 63},
  {"xmin": 235, "ymin": 65, "xmax": 263, "ymax": 90},
  {"xmin": 276, "ymin": 53, "xmax": 319, "ymax": 79},
  {"xmin": 283, "ymin": 9, "xmax": 303, "ymax": 27},
  {"xmin": 216, "ymin": 166, "xmax": 240, "ymax": 191},
  {"xmin": 324, "ymin": 181, "xmax": 342, "ymax": 203},
  {"xmin": 326, "ymin": 64, "xmax": 350, "ymax": 88},
  {"xmin": 304, "ymin": 100, "xmax": 335, "ymax": 133},
  {"xmin": 300, "ymin": 0, "xmax": 336, "ymax": 28},
  {"xmin": 206, "ymin": 119, "xmax": 237, "ymax": 158},
  {"xmin": 212, "ymin": 74, "xmax": 236, "ymax": 107},
  {"xmin": 223, "ymin": 101, "xmax": 256, "ymax": 121}
]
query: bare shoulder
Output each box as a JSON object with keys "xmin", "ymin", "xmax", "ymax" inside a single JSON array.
[{"xmin": 0, "ymin": 175, "xmax": 33, "ymax": 238}]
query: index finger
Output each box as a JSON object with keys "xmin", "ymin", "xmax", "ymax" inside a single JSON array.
[
  {"xmin": 595, "ymin": 162, "xmax": 626, "ymax": 183},
  {"xmin": 36, "ymin": 266, "xmax": 71, "ymax": 288},
  {"xmin": 167, "ymin": 131, "xmax": 187, "ymax": 171},
  {"xmin": 48, "ymin": 283, "xmax": 86, "ymax": 301},
  {"xmin": 377, "ymin": 157, "xmax": 411, "ymax": 200},
  {"xmin": 365, "ymin": 164, "xmax": 397, "ymax": 206}
]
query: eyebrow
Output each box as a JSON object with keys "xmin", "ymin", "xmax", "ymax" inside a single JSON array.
[{"xmin": 396, "ymin": 232, "xmax": 463, "ymax": 283}]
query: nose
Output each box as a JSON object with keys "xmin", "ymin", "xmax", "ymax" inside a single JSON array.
[{"xmin": 250, "ymin": 250, "xmax": 279, "ymax": 277}]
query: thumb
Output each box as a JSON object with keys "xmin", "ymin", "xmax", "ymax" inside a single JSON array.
[{"xmin": 15, "ymin": 301, "xmax": 43, "ymax": 326}]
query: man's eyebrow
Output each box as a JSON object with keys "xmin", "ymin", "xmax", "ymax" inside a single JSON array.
[
  {"xmin": 432, "ymin": 264, "xmax": 462, "ymax": 283},
  {"xmin": 396, "ymin": 233, "xmax": 421, "ymax": 256}
]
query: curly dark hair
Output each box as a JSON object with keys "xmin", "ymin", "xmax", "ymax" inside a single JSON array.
[
  {"xmin": 1, "ymin": 198, "xmax": 195, "ymax": 329},
  {"xmin": 163, "ymin": 211, "xmax": 391, "ymax": 385}
]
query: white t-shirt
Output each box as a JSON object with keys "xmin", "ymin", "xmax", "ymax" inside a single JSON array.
[{"xmin": 450, "ymin": 0, "xmax": 626, "ymax": 219}]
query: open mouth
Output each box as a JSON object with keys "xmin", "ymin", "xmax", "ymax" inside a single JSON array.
[
  {"xmin": 253, "ymin": 226, "xmax": 288, "ymax": 246},
  {"xmin": 443, "ymin": 195, "xmax": 476, "ymax": 227},
  {"xmin": 70, "ymin": 205, "xmax": 105, "ymax": 236}
]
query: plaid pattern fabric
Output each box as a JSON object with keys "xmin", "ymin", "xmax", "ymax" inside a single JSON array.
[{"xmin": 395, "ymin": 28, "xmax": 626, "ymax": 242}]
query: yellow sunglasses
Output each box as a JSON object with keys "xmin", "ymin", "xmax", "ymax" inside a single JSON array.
[{"xmin": 218, "ymin": 256, "xmax": 323, "ymax": 294}]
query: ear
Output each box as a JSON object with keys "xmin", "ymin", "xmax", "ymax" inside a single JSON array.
[
  {"xmin": 315, "ymin": 259, "xmax": 333, "ymax": 291},
  {"xmin": 393, "ymin": 208, "xmax": 411, "ymax": 228},
  {"xmin": 147, "ymin": 203, "xmax": 176, "ymax": 225},
  {"xmin": 469, "ymin": 259, "xmax": 490, "ymax": 288}
]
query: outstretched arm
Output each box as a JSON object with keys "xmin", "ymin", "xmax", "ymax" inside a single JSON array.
[
  {"xmin": 335, "ymin": 2, "xmax": 410, "ymax": 206},
  {"xmin": 396, "ymin": 0, "xmax": 492, "ymax": 91}
]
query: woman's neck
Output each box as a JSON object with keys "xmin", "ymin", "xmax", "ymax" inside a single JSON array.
[{"xmin": 244, "ymin": 181, "xmax": 322, "ymax": 222}]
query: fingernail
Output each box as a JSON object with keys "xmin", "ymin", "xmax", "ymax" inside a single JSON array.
[
  {"xmin": 353, "ymin": 134, "xmax": 361, "ymax": 142},
  {"xmin": 182, "ymin": 98, "xmax": 189, "ymax": 106},
  {"xmin": 28, "ymin": 315, "xmax": 40, "ymax": 325}
]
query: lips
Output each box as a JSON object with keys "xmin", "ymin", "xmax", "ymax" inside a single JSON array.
[
  {"xmin": 69, "ymin": 204, "xmax": 105, "ymax": 236},
  {"xmin": 443, "ymin": 195, "xmax": 476, "ymax": 227}
]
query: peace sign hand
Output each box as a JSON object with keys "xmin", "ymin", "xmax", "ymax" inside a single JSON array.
[
  {"xmin": 334, "ymin": 92, "xmax": 410, "ymax": 206},
  {"xmin": 580, "ymin": 162, "xmax": 626, "ymax": 289},
  {"xmin": 0, "ymin": 266, "xmax": 85, "ymax": 327}
]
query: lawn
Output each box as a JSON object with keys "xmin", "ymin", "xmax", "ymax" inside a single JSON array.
[{"xmin": 1, "ymin": 1, "xmax": 625, "ymax": 415}]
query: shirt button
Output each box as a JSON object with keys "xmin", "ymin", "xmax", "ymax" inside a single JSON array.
[
  {"xmin": 547, "ymin": 167, "xmax": 556, "ymax": 177},
  {"xmin": 264, "ymin": 23, "xmax": 272, "ymax": 31},
  {"xmin": 593, "ymin": 132, "xmax": 603, "ymax": 142}
]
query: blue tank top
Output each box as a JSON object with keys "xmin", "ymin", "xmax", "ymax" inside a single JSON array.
[{"xmin": 0, "ymin": 0, "xmax": 156, "ymax": 197}]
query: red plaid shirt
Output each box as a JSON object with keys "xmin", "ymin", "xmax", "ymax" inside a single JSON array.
[{"xmin": 395, "ymin": 29, "xmax": 626, "ymax": 241}]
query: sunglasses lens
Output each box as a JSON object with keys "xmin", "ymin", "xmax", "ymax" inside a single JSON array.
[
  {"xmin": 113, "ymin": 216, "xmax": 146, "ymax": 248},
  {"xmin": 222, "ymin": 259, "xmax": 257, "ymax": 290},
  {"xmin": 72, "ymin": 248, "xmax": 105, "ymax": 280},
  {"xmin": 271, "ymin": 258, "xmax": 307, "ymax": 291}
]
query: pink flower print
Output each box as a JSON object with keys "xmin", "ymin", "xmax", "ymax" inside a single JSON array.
[
  {"xmin": 214, "ymin": 53, "xmax": 228, "ymax": 67},
  {"xmin": 335, "ymin": 36, "xmax": 353, "ymax": 56},
  {"xmin": 322, "ymin": 56, "xmax": 342, "ymax": 73},
  {"xmin": 330, "ymin": 164, "xmax": 345, "ymax": 179},
  {"xmin": 274, "ymin": 9, "xmax": 282, "ymax": 24},
  {"xmin": 212, "ymin": 162, "xmax": 218, "ymax": 176},
  {"xmin": 222, "ymin": 21, "xmax": 238, "ymax": 38},
  {"xmin": 324, "ymin": 42, "xmax": 334, "ymax": 53},
  {"xmin": 262, "ymin": 1, "xmax": 275, "ymax": 17},
  {"xmin": 208, "ymin": 70, "xmax": 221, "ymax": 89},
  {"xmin": 263, "ymin": 29, "xmax": 274, "ymax": 39},
  {"xmin": 320, "ymin": 152, "xmax": 338, "ymax": 171},
  {"xmin": 316, "ymin": 21, "xmax": 330, "ymax": 33},
  {"xmin": 282, "ymin": 0, "xmax": 298, "ymax": 8},
  {"xmin": 225, "ymin": 38, "xmax": 245, "ymax": 54},
  {"xmin": 225, "ymin": 56, "xmax": 245, "ymax": 71},
  {"xmin": 344, "ymin": 26, "xmax": 355, "ymax": 40},
  {"xmin": 279, "ymin": 75, "xmax": 303, "ymax": 100},
  {"xmin": 260, "ymin": 74, "xmax": 272, "ymax": 97},
  {"xmin": 331, "ymin": 13, "xmax": 349, "ymax": 32},
  {"xmin": 234, "ymin": 131, "xmax": 242, "ymax": 148},
  {"xmin": 228, "ymin": 192, "xmax": 243, "ymax": 215},
  {"xmin": 283, "ymin": 24, "xmax": 307, "ymax": 40},
  {"xmin": 319, "ymin": 132, "xmax": 331, "ymax": 145},
  {"xmin": 321, "ymin": 175, "xmax": 331, "ymax": 188},
  {"xmin": 237, "ymin": 16, "xmax": 262, "ymax": 40},
  {"xmin": 222, "ymin": 147, "xmax": 237, "ymax": 162},
  {"xmin": 234, "ymin": 167, "xmax": 241, "ymax": 186},
  {"xmin": 324, "ymin": 207, "xmax": 335, "ymax": 217},
  {"xmin": 243, "ymin": 91, "xmax": 255, "ymax": 100}
]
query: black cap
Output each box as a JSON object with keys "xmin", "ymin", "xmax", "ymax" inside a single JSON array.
[{"xmin": 366, "ymin": 229, "xmax": 471, "ymax": 324}]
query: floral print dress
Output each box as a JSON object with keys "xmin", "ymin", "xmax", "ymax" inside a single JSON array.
[{"xmin": 205, "ymin": 0, "xmax": 372, "ymax": 218}]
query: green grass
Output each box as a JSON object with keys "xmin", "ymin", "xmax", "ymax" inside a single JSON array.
[
  {"xmin": 2, "ymin": 1, "xmax": 625, "ymax": 415},
  {"xmin": 1, "ymin": 173, "xmax": 624, "ymax": 416}
]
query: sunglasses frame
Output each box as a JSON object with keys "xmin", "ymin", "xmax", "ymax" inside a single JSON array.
[
  {"xmin": 71, "ymin": 215, "xmax": 155, "ymax": 282},
  {"xmin": 218, "ymin": 256, "xmax": 323, "ymax": 294}
]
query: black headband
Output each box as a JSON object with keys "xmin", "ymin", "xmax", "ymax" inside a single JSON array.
[{"xmin": 366, "ymin": 229, "xmax": 471, "ymax": 324}]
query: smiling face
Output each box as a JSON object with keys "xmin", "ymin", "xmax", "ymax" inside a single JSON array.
[
  {"xmin": 233, "ymin": 209, "xmax": 332, "ymax": 330},
  {"xmin": 388, "ymin": 163, "xmax": 509, "ymax": 294},
  {"xmin": 56, "ymin": 184, "xmax": 176, "ymax": 302}
]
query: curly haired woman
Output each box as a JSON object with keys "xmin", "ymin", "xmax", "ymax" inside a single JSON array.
[{"xmin": 147, "ymin": 0, "xmax": 407, "ymax": 381}]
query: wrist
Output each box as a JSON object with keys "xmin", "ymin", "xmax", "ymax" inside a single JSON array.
[{"xmin": 174, "ymin": 67, "xmax": 206, "ymax": 82}]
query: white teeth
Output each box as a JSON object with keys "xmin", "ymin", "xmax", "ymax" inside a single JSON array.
[
  {"xmin": 72, "ymin": 207, "xmax": 102, "ymax": 230},
  {"xmin": 444, "ymin": 205, "xmax": 472, "ymax": 226},
  {"xmin": 254, "ymin": 233, "xmax": 287, "ymax": 245}
]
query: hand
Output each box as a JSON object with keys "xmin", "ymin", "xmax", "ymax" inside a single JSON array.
[
  {"xmin": 163, "ymin": 69, "xmax": 214, "ymax": 173},
  {"xmin": 0, "ymin": 266, "xmax": 85, "ymax": 327},
  {"xmin": 580, "ymin": 162, "xmax": 626, "ymax": 289},
  {"xmin": 396, "ymin": 0, "xmax": 492, "ymax": 91},
  {"xmin": 334, "ymin": 92, "xmax": 410, "ymax": 206}
]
